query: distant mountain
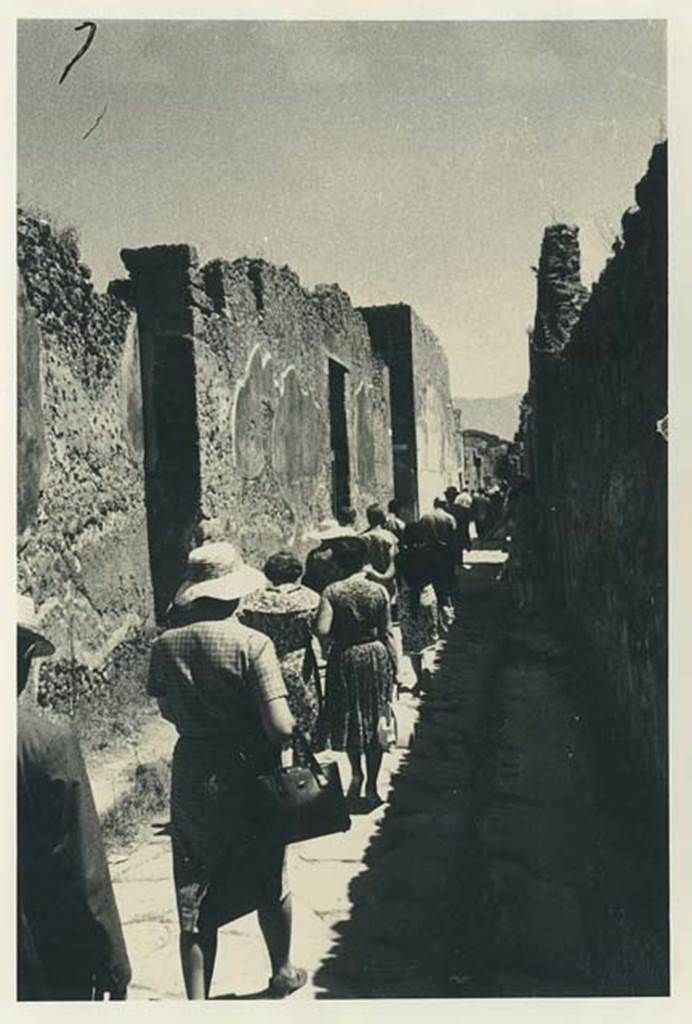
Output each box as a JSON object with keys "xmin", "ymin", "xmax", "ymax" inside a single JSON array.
[{"xmin": 453, "ymin": 392, "xmax": 522, "ymax": 442}]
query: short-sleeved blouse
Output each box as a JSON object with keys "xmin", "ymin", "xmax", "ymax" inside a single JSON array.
[
  {"xmin": 239, "ymin": 584, "xmax": 319, "ymax": 659},
  {"xmin": 147, "ymin": 615, "xmax": 287, "ymax": 753},
  {"xmin": 322, "ymin": 574, "xmax": 389, "ymax": 648}
]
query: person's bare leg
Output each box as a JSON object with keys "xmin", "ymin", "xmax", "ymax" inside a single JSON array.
[
  {"xmin": 200, "ymin": 920, "xmax": 218, "ymax": 997},
  {"xmin": 365, "ymin": 741, "xmax": 384, "ymax": 804},
  {"xmin": 258, "ymin": 892, "xmax": 306, "ymax": 994},
  {"xmin": 420, "ymin": 648, "xmax": 433, "ymax": 691},
  {"xmin": 258, "ymin": 892, "xmax": 293, "ymax": 977},
  {"xmin": 180, "ymin": 925, "xmax": 217, "ymax": 1000},
  {"xmin": 347, "ymin": 751, "xmax": 363, "ymax": 799},
  {"xmin": 409, "ymin": 653, "xmax": 423, "ymax": 693}
]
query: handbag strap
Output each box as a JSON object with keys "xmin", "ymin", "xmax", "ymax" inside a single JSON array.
[
  {"xmin": 292, "ymin": 727, "xmax": 329, "ymax": 787},
  {"xmin": 303, "ymin": 639, "xmax": 324, "ymax": 710}
]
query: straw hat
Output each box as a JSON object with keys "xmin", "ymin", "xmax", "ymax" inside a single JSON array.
[
  {"xmin": 306, "ymin": 518, "xmax": 355, "ymax": 543},
  {"xmin": 17, "ymin": 594, "xmax": 55, "ymax": 657},
  {"xmin": 173, "ymin": 542, "xmax": 266, "ymax": 607}
]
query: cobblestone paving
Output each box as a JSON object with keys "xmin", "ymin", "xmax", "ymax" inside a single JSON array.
[
  {"xmin": 109, "ymin": 551, "xmax": 668, "ymax": 999},
  {"xmin": 110, "ymin": 745, "xmax": 421, "ymax": 999}
]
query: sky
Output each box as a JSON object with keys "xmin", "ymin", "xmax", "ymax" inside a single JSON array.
[{"xmin": 17, "ymin": 19, "xmax": 666, "ymax": 398}]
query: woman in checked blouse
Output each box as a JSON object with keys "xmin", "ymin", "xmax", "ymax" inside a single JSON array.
[{"xmin": 148, "ymin": 542, "xmax": 307, "ymax": 1000}]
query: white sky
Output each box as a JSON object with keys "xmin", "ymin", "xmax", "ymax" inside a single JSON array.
[{"xmin": 17, "ymin": 19, "xmax": 666, "ymax": 398}]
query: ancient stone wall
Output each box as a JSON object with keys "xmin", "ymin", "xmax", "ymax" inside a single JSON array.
[
  {"xmin": 197, "ymin": 259, "xmax": 394, "ymax": 567},
  {"xmin": 523, "ymin": 142, "xmax": 667, "ymax": 788},
  {"xmin": 462, "ymin": 429, "xmax": 510, "ymax": 491},
  {"xmin": 360, "ymin": 303, "xmax": 460, "ymax": 519},
  {"xmin": 17, "ymin": 216, "xmax": 458, "ymax": 716},
  {"xmin": 123, "ymin": 249, "xmax": 394, "ymax": 613},
  {"xmin": 410, "ymin": 310, "xmax": 462, "ymax": 513},
  {"xmin": 452, "ymin": 406, "xmax": 466, "ymax": 488},
  {"xmin": 359, "ymin": 304, "xmax": 418, "ymax": 518},
  {"xmin": 17, "ymin": 211, "xmax": 155, "ymax": 718}
]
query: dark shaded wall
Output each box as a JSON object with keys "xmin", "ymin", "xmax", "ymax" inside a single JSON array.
[
  {"xmin": 17, "ymin": 211, "xmax": 155, "ymax": 710},
  {"xmin": 523, "ymin": 143, "xmax": 667, "ymax": 788},
  {"xmin": 359, "ymin": 304, "xmax": 418, "ymax": 518},
  {"xmin": 119, "ymin": 245, "xmax": 201, "ymax": 621},
  {"xmin": 123, "ymin": 250, "xmax": 394, "ymax": 610},
  {"xmin": 360, "ymin": 304, "xmax": 460, "ymax": 519}
]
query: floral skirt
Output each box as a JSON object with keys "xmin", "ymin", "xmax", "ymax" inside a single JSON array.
[
  {"xmin": 280, "ymin": 648, "xmax": 321, "ymax": 744},
  {"xmin": 325, "ymin": 640, "xmax": 394, "ymax": 753},
  {"xmin": 398, "ymin": 580, "xmax": 439, "ymax": 656}
]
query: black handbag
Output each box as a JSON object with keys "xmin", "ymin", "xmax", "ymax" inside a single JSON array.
[{"xmin": 254, "ymin": 729, "xmax": 351, "ymax": 845}]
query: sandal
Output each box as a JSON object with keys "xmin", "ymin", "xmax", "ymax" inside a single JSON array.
[{"xmin": 268, "ymin": 966, "xmax": 308, "ymax": 998}]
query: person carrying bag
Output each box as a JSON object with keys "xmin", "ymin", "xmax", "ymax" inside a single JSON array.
[{"xmin": 254, "ymin": 728, "xmax": 351, "ymax": 845}]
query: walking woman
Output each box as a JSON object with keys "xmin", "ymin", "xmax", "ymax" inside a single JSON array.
[
  {"xmin": 147, "ymin": 542, "xmax": 307, "ymax": 1000},
  {"xmin": 316, "ymin": 536, "xmax": 397, "ymax": 809},
  {"xmin": 302, "ymin": 519, "xmax": 354, "ymax": 595},
  {"xmin": 397, "ymin": 521, "xmax": 439, "ymax": 694},
  {"xmin": 240, "ymin": 549, "xmax": 323, "ymax": 746}
]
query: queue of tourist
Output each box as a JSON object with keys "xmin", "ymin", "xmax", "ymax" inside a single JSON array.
[{"xmin": 17, "ymin": 484, "xmax": 503, "ymax": 1002}]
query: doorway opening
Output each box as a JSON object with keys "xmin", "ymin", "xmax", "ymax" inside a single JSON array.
[{"xmin": 328, "ymin": 359, "xmax": 351, "ymax": 515}]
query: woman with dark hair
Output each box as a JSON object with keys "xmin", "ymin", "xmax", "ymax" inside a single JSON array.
[
  {"xmin": 240, "ymin": 549, "xmax": 322, "ymax": 745},
  {"xmin": 316, "ymin": 536, "xmax": 397, "ymax": 809},
  {"xmin": 397, "ymin": 521, "xmax": 439, "ymax": 693},
  {"xmin": 302, "ymin": 519, "xmax": 354, "ymax": 595},
  {"xmin": 148, "ymin": 543, "xmax": 306, "ymax": 1000}
]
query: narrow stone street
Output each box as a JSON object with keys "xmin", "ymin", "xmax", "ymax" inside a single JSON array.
[{"xmin": 110, "ymin": 551, "xmax": 667, "ymax": 999}]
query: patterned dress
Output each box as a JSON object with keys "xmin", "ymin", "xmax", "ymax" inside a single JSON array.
[
  {"xmin": 397, "ymin": 546, "xmax": 439, "ymax": 656},
  {"xmin": 147, "ymin": 612, "xmax": 289, "ymax": 933},
  {"xmin": 239, "ymin": 584, "xmax": 321, "ymax": 743},
  {"xmin": 321, "ymin": 574, "xmax": 396, "ymax": 752}
]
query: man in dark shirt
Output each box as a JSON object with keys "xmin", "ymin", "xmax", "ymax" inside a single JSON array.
[
  {"xmin": 444, "ymin": 485, "xmax": 473, "ymax": 563},
  {"xmin": 17, "ymin": 595, "xmax": 131, "ymax": 1001},
  {"xmin": 472, "ymin": 489, "xmax": 491, "ymax": 543},
  {"xmin": 420, "ymin": 500, "xmax": 457, "ymax": 626}
]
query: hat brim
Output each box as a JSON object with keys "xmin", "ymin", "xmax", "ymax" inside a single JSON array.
[
  {"xmin": 306, "ymin": 526, "xmax": 355, "ymax": 543},
  {"xmin": 174, "ymin": 566, "xmax": 267, "ymax": 607},
  {"xmin": 19, "ymin": 625, "xmax": 55, "ymax": 658}
]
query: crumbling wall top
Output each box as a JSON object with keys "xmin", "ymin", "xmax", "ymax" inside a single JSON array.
[{"xmin": 120, "ymin": 243, "xmax": 199, "ymax": 274}]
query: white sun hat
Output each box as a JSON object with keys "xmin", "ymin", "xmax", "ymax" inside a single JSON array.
[
  {"xmin": 306, "ymin": 518, "xmax": 356, "ymax": 543},
  {"xmin": 173, "ymin": 542, "xmax": 266, "ymax": 607},
  {"xmin": 17, "ymin": 594, "xmax": 55, "ymax": 657}
]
